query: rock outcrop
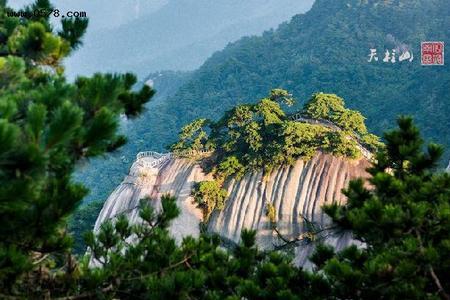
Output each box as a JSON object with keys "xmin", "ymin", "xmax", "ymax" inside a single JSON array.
[
  {"xmin": 94, "ymin": 154, "xmax": 211, "ymax": 241},
  {"xmin": 94, "ymin": 152, "xmax": 371, "ymax": 266}
]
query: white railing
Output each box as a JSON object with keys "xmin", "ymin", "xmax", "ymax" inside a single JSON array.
[
  {"xmin": 135, "ymin": 149, "xmax": 214, "ymax": 170},
  {"xmin": 289, "ymin": 113, "xmax": 340, "ymax": 131},
  {"xmin": 137, "ymin": 152, "xmax": 173, "ymax": 169},
  {"xmin": 136, "ymin": 151, "xmax": 165, "ymax": 160}
]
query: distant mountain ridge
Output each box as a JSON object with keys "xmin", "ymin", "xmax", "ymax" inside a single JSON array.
[{"xmin": 65, "ymin": 0, "xmax": 314, "ymax": 78}]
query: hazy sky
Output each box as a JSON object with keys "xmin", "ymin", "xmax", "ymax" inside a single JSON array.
[{"xmin": 8, "ymin": 0, "xmax": 315, "ymax": 79}]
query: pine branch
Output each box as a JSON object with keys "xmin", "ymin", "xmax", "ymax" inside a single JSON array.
[
  {"xmin": 415, "ymin": 229, "xmax": 450, "ymax": 300},
  {"xmin": 270, "ymin": 212, "xmax": 338, "ymax": 250}
]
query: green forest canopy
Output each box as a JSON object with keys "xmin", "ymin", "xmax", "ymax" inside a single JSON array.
[{"xmin": 172, "ymin": 90, "xmax": 382, "ymax": 180}]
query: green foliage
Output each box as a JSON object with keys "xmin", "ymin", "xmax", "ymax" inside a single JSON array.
[
  {"xmin": 40, "ymin": 0, "xmax": 450, "ymax": 249},
  {"xmin": 31, "ymin": 117, "xmax": 449, "ymax": 299},
  {"xmin": 70, "ymin": 195, "xmax": 331, "ymax": 299},
  {"xmin": 331, "ymin": 109, "xmax": 367, "ymax": 134},
  {"xmin": 304, "ymin": 93, "xmax": 346, "ymax": 120},
  {"xmin": 304, "ymin": 93, "xmax": 383, "ymax": 152},
  {"xmin": 192, "ymin": 181, "xmax": 228, "ymax": 220},
  {"xmin": 268, "ymin": 88, "xmax": 295, "ymax": 106},
  {"xmin": 318, "ymin": 117, "xmax": 450, "ymax": 299},
  {"xmin": 3, "ymin": 0, "xmax": 450, "ymax": 297},
  {"xmin": 266, "ymin": 202, "xmax": 277, "ymax": 224},
  {"xmin": 171, "ymin": 118, "xmax": 212, "ymax": 154},
  {"xmin": 149, "ymin": 0, "xmax": 450, "ymax": 171},
  {"xmin": 305, "ymin": 93, "xmax": 367, "ymax": 135},
  {"xmin": 216, "ymin": 156, "xmax": 245, "ymax": 179},
  {"xmin": 0, "ymin": 0, "xmax": 153, "ymax": 294},
  {"xmin": 278, "ymin": 121, "xmax": 329, "ymax": 163},
  {"xmin": 323, "ymin": 131, "xmax": 362, "ymax": 159},
  {"xmin": 58, "ymin": 17, "xmax": 89, "ymax": 50},
  {"xmin": 361, "ymin": 132, "xmax": 384, "ymax": 152},
  {"xmin": 174, "ymin": 89, "xmax": 378, "ymax": 179}
]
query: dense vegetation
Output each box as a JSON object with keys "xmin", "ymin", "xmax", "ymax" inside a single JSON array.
[
  {"xmin": 317, "ymin": 117, "xmax": 450, "ymax": 299},
  {"xmin": 86, "ymin": 120, "xmax": 450, "ymax": 298},
  {"xmin": 192, "ymin": 181, "xmax": 228, "ymax": 220},
  {"xmin": 150, "ymin": 0, "xmax": 450, "ymax": 163},
  {"xmin": 10, "ymin": 105, "xmax": 450, "ymax": 299},
  {"xmin": 0, "ymin": 0, "xmax": 153, "ymax": 292},
  {"xmin": 68, "ymin": 200, "xmax": 104, "ymax": 254},
  {"xmin": 173, "ymin": 90, "xmax": 381, "ymax": 179}
]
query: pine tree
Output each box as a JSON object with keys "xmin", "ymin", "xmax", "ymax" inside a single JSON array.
[
  {"xmin": 315, "ymin": 116, "xmax": 450, "ymax": 300},
  {"xmin": 0, "ymin": 0, "xmax": 153, "ymax": 294},
  {"xmin": 81, "ymin": 195, "xmax": 329, "ymax": 299}
]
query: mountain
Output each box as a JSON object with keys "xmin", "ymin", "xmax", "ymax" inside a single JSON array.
[
  {"xmin": 94, "ymin": 152, "xmax": 370, "ymax": 266},
  {"xmin": 78, "ymin": 87, "xmax": 379, "ymax": 255},
  {"xmin": 147, "ymin": 0, "xmax": 450, "ymax": 163},
  {"xmin": 64, "ymin": 0, "xmax": 314, "ymax": 78},
  {"xmin": 74, "ymin": 0, "xmax": 449, "ymax": 241},
  {"xmin": 72, "ymin": 1, "xmax": 314, "ymax": 205}
]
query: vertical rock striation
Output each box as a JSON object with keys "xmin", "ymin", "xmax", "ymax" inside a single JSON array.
[
  {"xmin": 94, "ymin": 152, "xmax": 370, "ymax": 265},
  {"xmin": 208, "ymin": 153, "xmax": 370, "ymax": 266}
]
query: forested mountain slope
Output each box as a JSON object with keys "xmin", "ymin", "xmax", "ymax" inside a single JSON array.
[{"xmin": 150, "ymin": 0, "xmax": 450, "ymax": 163}]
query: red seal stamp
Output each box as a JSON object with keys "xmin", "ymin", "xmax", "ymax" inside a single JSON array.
[{"xmin": 421, "ymin": 42, "xmax": 444, "ymax": 66}]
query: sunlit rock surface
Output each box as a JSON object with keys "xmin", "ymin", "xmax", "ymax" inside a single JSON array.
[
  {"xmin": 94, "ymin": 152, "xmax": 370, "ymax": 266},
  {"xmin": 94, "ymin": 156, "xmax": 211, "ymax": 242},
  {"xmin": 208, "ymin": 153, "xmax": 370, "ymax": 266}
]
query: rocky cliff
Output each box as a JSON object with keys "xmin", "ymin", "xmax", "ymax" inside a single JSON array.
[{"xmin": 94, "ymin": 152, "xmax": 371, "ymax": 266}]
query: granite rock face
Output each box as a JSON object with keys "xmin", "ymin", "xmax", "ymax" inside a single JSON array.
[
  {"xmin": 94, "ymin": 152, "xmax": 370, "ymax": 266},
  {"xmin": 208, "ymin": 153, "xmax": 370, "ymax": 266},
  {"xmin": 94, "ymin": 156, "xmax": 211, "ymax": 242}
]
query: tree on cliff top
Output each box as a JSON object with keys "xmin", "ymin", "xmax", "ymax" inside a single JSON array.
[{"xmin": 172, "ymin": 90, "xmax": 381, "ymax": 179}]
